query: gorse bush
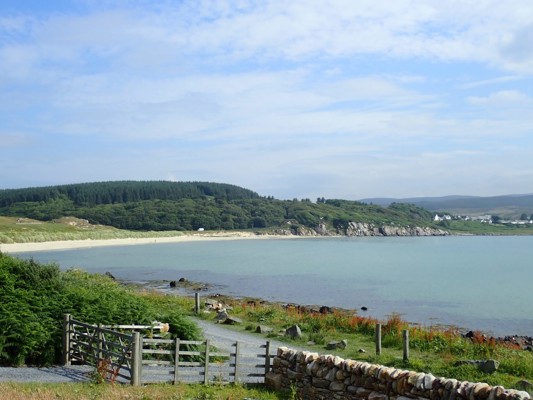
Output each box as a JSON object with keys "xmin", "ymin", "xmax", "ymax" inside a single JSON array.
[{"xmin": 0, "ymin": 253, "xmax": 200, "ymax": 366}]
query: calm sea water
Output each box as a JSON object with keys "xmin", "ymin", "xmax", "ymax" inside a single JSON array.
[{"xmin": 14, "ymin": 236, "xmax": 533, "ymax": 336}]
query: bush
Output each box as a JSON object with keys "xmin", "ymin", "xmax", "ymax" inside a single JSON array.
[{"xmin": 0, "ymin": 253, "xmax": 200, "ymax": 366}]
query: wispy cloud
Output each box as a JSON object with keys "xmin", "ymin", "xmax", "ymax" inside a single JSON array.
[{"xmin": 1, "ymin": 1, "xmax": 533, "ymax": 198}]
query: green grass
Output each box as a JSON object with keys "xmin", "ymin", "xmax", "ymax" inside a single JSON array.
[
  {"xmin": 0, "ymin": 382, "xmax": 287, "ymax": 400},
  {"xmin": 443, "ymin": 219, "xmax": 533, "ymax": 235},
  {"xmin": 0, "ymin": 216, "xmax": 190, "ymax": 244},
  {"xmin": 192, "ymin": 298, "xmax": 533, "ymax": 391}
]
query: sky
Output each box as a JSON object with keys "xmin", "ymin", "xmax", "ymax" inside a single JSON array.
[{"xmin": 1, "ymin": 1, "xmax": 533, "ymax": 200}]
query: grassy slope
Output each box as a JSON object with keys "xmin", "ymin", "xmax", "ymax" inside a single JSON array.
[{"xmin": 0, "ymin": 216, "xmax": 188, "ymax": 244}]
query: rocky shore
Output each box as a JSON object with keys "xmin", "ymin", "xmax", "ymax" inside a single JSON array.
[
  {"xmin": 141, "ymin": 277, "xmax": 532, "ymax": 352},
  {"xmin": 271, "ymin": 222, "xmax": 449, "ymax": 237}
]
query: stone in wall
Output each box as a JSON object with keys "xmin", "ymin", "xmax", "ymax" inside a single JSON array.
[{"xmin": 269, "ymin": 346, "xmax": 531, "ymax": 400}]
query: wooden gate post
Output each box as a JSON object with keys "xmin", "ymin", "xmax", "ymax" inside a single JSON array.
[
  {"xmin": 131, "ymin": 332, "xmax": 142, "ymax": 386},
  {"xmin": 234, "ymin": 341, "xmax": 241, "ymax": 383},
  {"xmin": 375, "ymin": 323, "xmax": 382, "ymax": 356},
  {"xmin": 62, "ymin": 314, "xmax": 72, "ymax": 366},
  {"xmin": 264, "ymin": 341, "xmax": 271, "ymax": 375},
  {"xmin": 402, "ymin": 329, "xmax": 410, "ymax": 361},
  {"xmin": 203, "ymin": 339, "xmax": 210, "ymax": 385},
  {"xmin": 97, "ymin": 324, "xmax": 104, "ymax": 362},
  {"xmin": 173, "ymin": 338, "xmax": 180, "ymax": 385},
  {"xmin": 195, "ymin": 292, "xmax": 200, "ymax": 314}
]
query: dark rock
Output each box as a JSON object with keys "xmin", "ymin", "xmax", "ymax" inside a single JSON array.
[
  {"xmin": 104, "ymin": 272, "xmax": 116, "ymax": 280},
  {"xmin": 455, "ymin": 359, "xmax": 499, "ymax": 374},
  {"xmin": 169, "ymin": 281, "xmax": 177, "ymax": 287},
  {"xmin": 216, "ymin": 310, "xmax": 229, "ymax": 323},
  {"xmin": 361, "ymin": 306, "xmax": 368, "ymax": 311},
  {"xmin": 178, "ymin": 277, "xmax": 186, "ymax": 282},
  {"xmin": 265, "ymin": 371, "xmax": 283, "ymax": 390},
  {"xmin": 285, "ymin": 324, "xmax": 302, "ymax": 339},
  {"xmin": 319, "ymin": 306, "xmax": 333, "ymax": 314},
  {"xmin": 223, "ymin": 316, "xmax": 242, "ymax": 325}
]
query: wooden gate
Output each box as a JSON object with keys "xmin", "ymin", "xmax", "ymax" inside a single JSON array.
[
  {"xmin": 62, "ymin": 314, "xmax": 272, "ymax": 386},
  {"xmin": 140, "ymin": 338, "xmax": 272, "ymax": 385},
  {"xmin": 62, "ymin": 314, "xmax": 142, "ymax": 385}
]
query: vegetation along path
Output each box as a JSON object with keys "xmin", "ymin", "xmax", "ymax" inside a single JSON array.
[{"xmin": 0, "ymin": 317, "xmax": 301, "ymax": 383}]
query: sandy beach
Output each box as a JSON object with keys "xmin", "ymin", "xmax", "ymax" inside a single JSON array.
[{"xmin": 0, "ymin": 231, "xmax": 278, "ymax": 253}]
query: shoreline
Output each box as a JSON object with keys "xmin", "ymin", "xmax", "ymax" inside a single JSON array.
[
  {"xmin": 3, "ymin": 236, "xmax": 532, "ymax": 342},
  {"xmin": 0, "ymin": 232, "xmax": 302, "ymax": 253},
  {"xmin": 143, "ymin": 279, "xmax": 533, "ymax": 347}
]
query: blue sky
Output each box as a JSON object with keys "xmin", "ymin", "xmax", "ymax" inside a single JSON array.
[{"xmin": 1, "ymin": 1, "xmax": 533, "ymax": 200}]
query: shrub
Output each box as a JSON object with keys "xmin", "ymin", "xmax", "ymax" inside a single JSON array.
[{"xmin": 0, "ymin": 253, "xmax": 199, "ymax": 366}]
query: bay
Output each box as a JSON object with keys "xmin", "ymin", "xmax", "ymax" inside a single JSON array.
[{"xmin": 15, "ymin": 235, "xmax": 533, "ymax": 336}]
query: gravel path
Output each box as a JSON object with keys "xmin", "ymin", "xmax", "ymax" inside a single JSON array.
[
  {"xmin": 193, "ymin": 317, "xmax": 305, "ymax": 353},
  {"xmin": 0, "ymin": 317, "xmax": 303, "ymax": 383},
  {"xmin": 0, "ymin": 365, "xmax": 93, "ymax": 383}
]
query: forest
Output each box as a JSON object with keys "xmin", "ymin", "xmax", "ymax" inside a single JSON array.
[{"xmin": 0, "ymin": 181, "xmax": 435, "ymax": 232}]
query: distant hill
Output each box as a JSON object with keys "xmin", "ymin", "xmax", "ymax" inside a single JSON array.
[
  {"xmin": 0, "ymin": 181, "xmax": 260, "ymax": 207},
  {"xmin": 0, "ymin": 181, "xmax": 436, "ymax": 233},
  {"xmin": 360, "ymin": 194, "xmax": 533, "ymax": 218}
]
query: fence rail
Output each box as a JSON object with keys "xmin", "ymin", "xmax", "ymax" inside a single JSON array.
[{"xmin": 62, "ymin": 314, "xmax": 272, "ymax": 386}]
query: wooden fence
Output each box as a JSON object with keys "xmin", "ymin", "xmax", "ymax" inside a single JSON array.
[
  {"xmin": 140, "ymin": 338, "xmax": 271, "ymax": 385},
  {"xmin": 62, "ymin": 314, "xmax": 272, "ymax": 386}
]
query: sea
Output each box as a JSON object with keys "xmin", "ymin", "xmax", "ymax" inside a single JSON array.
[{"xmin": 13, "ymin": 235, "xmax": 533, "ymax": 337}]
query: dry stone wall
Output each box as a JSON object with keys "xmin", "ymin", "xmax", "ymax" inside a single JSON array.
[{"xmin": 267, "ymin": 347, "xmax": 531, "ymax": 400}]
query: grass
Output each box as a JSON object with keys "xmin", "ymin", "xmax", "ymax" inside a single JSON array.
[
  {"xmin": 444, "ymin": 220, "xmax": 533, "ymax": 235},
  {"xmin": 189, "ymin": 296, "xmax": 533, "ymax": 391},
  {"xmin": 0, "ymin": 216, "xmax": 191, "ymax": 244},
  {"xmin": 0, "ymin": 382, "xmax": 287, "ymax": 400}
]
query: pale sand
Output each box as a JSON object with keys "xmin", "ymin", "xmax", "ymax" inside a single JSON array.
[{"xmin": 0, "ymin": 232, "xmax": 286, "ymax": 253}]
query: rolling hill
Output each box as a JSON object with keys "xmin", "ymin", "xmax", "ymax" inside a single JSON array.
[{"xmin": 360, "ymin": 194, "xmax": 533, "ymax": 219}]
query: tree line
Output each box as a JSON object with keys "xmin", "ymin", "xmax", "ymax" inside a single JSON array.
[{"xmin": 0, "ymin": 181, "xmax": 435, "ymax": 232}]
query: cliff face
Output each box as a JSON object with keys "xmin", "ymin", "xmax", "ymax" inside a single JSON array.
[
  {"xmin": 272, "ymin": 222, "xmax": 449, "ymax": 237},
  {"xmin": 344, "ymin": 222, "xmax": 449, "ymax": 237}
]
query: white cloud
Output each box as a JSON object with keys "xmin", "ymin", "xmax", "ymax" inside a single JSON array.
[
  {"xmin": 467, "ymin": 90, "xmax": 531, "ymax": 106},
  {"xmin": 2, "ymin": 1, "xmax": 533, "ymax": 77},
  {"xmin": 2, "ymin": 1, "xmax": 533, "ymax": 197}
]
